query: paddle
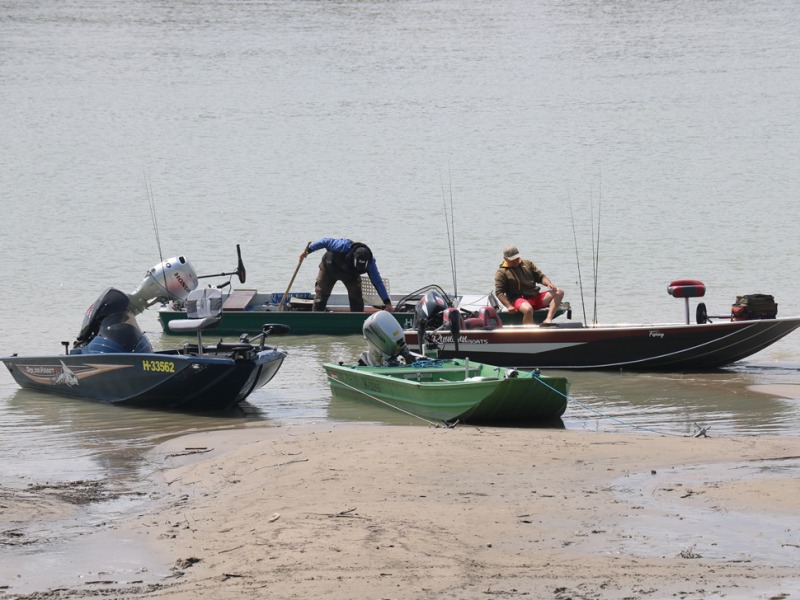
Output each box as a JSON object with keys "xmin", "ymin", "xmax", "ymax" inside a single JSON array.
[{"xmin": 278, "ymin": 242, "xmax": 311, "ymax": 311}]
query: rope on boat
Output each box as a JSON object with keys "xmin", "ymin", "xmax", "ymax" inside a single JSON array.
[
  {"xmin": 328, "ymin": 374, "xmax": 451, "ymax": 428},
  {"xmin": 304, "ymin": 352, "xmax": 703, "ymax": 436},
  {"xmin": 286, "ymin": 354, "xmax": 445, "ymax": 426},
  {"xmin": 408, "ymin": 358, "xmax": 447, "ymax": 368},
  {"xmin": 532, "ymin": 373, "xmax": 694, "ymax": 438}
]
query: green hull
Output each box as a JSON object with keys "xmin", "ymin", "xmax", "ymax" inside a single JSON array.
[
  {"xmin": 324, "ymin": 359, "xmax": 568, "ymax": 425},
  {"xmin": 157, "ymin": 308, "xmax": 570, "ymax": 337},
  {"xmin": 159, "ymin": 308, "xmax": 422, "ymax": 336},
  {"xmin": 158, "ymin": 287, "xmax": 568, "ymax": 337}
]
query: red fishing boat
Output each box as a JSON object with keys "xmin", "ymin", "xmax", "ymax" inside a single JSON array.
[{"xmin": 404, "ymin": 281, "xmax": 800, "ymax": 370}]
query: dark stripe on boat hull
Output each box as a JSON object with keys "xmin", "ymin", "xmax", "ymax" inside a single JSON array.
[{"xmin": 405, "ymin": 318, "xmax": 800, "ymax": 370}]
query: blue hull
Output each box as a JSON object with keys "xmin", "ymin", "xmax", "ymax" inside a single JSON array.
[{"xmin": 1, "ymin": 348, "xmax": 286, "ymax": 411}]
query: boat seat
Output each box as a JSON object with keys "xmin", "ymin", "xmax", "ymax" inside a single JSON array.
[
  {"xmin": 462, "ymin": 317, "xmax": 486, "ymax": 330},
  {"xmin": 478, "ymin": 306, "xmax": 502, "ymax": 329},
  {"xmin": 459, "ymin": 306, "xmax": 503, "ymax": 330},
  {"xmin": 667, "ymin": 280, "xmax": 706, "ymax": 298},
  {"xmin": 361, "ymin": 275, "xmax": 390, "ymax": 307},
  {"xmin": 168, "ymin": 288, "xmax": 223, "ymax": 339},
  {"xmin": 668, "ymin": 279, "xmax": 706, "ymax": 324}
]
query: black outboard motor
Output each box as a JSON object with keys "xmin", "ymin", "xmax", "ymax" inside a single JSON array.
[
  {"xmin": 72, "ymin": 288, "xmax": 152, "ymax": 354},
  {"xmin": 414, "ymin": 289, "xmax": 449, "ymax": 353},
  {"xmin": 414, "ymin": 289, "xmax": 448, "ymax": 329}
]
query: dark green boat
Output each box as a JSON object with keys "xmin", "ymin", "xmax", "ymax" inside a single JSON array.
[{"xmin": 158, "ymin": 286, "xmax": 565, "ymax": 336}]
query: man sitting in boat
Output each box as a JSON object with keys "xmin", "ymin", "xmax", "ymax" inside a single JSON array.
[
  {"xmin": 494, "ymin": 245, "xmax": 564, "ymax": 325},
  {"xmin": 300, "ymin": 237, "xmax": 393, "ymax": 313}
]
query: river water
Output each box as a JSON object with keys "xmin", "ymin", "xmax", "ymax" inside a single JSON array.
[{"xmin": 1, "ymin": 0, "xmax": 800, "ymax": 587}]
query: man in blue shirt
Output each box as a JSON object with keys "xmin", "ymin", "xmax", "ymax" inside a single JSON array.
[{"xmin": 300, "ymin": 238, "xmax": 393, "ymax": 313}]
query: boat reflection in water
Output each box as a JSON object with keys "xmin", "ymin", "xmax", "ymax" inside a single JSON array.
[{"xmin": 326, "ymin": 391, "xmax": 566, "ymax": 429}]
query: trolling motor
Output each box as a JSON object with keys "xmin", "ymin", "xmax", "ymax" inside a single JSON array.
[
  {"xmin": 196, "ymin": 243, "xmax": 247, "ymax": 287},
  {"xmin": 73, "ymin": 256, "xmax": 199, "ymax": 354},
  {"xmin": 359, "ymin": 311, "xmax": 418, "ymax": 367}
]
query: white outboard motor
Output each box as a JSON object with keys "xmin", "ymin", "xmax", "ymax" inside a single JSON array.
[
  {"xmin": 128, "ymin": 256, "xmax": 199, "ymax": 314},
  {"xmin": 359, "ymin": 311, "xmax": 415, "ymax": 366},
  {"xmin": 72, "ymin": 256, "xmax": 199, "ymax": 354}
]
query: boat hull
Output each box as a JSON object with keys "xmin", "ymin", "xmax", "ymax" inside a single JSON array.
[
  {"xmin": 1, "ymin": 349, "xmax": 286, "ymax": 410},
  {"xmin": 157, "ymin": 290, "xmax": 567, "ymax": 336},
  {"xmin": 160, "ymin": 307, "xmax": 423, "ymax": 336},
  {"xmin": 404, "ymin": 317, "xmax": 800, "ymax": 370},
  {"xmin": 324, "ymin": 360, "xmax": 568, "ymax": 424}
]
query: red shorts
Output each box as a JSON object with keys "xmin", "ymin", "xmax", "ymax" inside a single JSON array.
[{"xmin": 513, "ymin": 292, "xmax": 549, "ymax": 311}]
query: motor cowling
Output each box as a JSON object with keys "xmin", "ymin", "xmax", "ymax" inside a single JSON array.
[
  {"xmin": 73, "ymin": 287, "xmax": 152, "ymax": 353},
  {"xmin": 413, "ymin": 289, "xmax": 448, "ymax": 330},
  {"xmin": 363, "ymin": 311, "xmax": 406, "ymax": 358},
  {"xmin": 129, "ymin": 256, "xmax": 198, "ymax": 314}
]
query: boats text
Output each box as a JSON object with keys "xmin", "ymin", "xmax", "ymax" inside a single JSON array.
[{"xmin": 432, "ymin": 334, "xmax": 488, "ymax": 345}]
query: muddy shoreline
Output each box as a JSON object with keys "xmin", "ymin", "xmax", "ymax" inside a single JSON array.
[{"xmin": 2, "ymin": 425, "xmax": 800, "ymax": 599}]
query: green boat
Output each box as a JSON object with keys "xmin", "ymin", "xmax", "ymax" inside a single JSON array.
[
  {"xmin": 322, "ymin": 310, "xmax": 568, "ymax": 425},
  {"xmin": 157, "ymin": 248, "xmax": 567, "ymax": 337},
  {"xmin": 324, "ymin": 358, "xmax": 568, "ymax": 425},
  {"xmin": 158, "ymin": 285, "xmax": 565, "ymax": 336}
]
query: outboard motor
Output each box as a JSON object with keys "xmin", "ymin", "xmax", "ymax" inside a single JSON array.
[
  {"xmin": 359, "ymin": 311, "xmax": 416, "ymax": 366},
  {"xmin": 72, "ymin": 256, "xmax": 199, "ymax": 354},
  {"xmin": 414, "ymin": 289, "xmax": 449, "ymax": 330},
  {"xmin": 73, "ymin": 288, "xmax": 152, "ymax": 353},
  {"xmin": 129, "ymin": 256, "xmax": 198, "ymax": 314},
  {"xmin": 413, "ymin": 289, "xmax": 449, "ymax": 354}
]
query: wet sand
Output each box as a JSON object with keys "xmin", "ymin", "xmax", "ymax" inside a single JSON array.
[{"xmin": 3, "ymin": 425, "xmax": 800, "ymax": 599}]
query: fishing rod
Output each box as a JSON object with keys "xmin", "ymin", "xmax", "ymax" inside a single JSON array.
[
  {"xmin": 448, "ymin": 170, "xmax": 458, "ymax": 299},
  {"xmin": 440, "ymin": 168, "xmax": 458, "ymax": 299},
  {"xmin": 567, "ymin": 189, "xmax": 588, "ymax": 325},
  {"xmin": 144, "ymin": 170, "xmax": 169, "ymax": 294}
]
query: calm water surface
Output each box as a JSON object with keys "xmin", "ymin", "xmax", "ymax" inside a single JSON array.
[{"xmin": 1, "ymin": 0, "xmax": 799, "ymax": 504}]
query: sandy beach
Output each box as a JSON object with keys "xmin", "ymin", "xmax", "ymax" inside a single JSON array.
[{"xmin": 3, "ymin": 424, "xmax": 800, "ymax": 599}]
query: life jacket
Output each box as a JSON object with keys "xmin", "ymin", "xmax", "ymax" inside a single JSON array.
[{"xmin": 324, "ymin": 241, "xmax": 372, "ymax": 278}]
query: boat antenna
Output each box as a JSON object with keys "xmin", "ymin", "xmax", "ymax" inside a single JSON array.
[
  {"xmin": 567, "ymin": 189, "xmax": 588, "ymax": 324},
  {"xmin": 144, "ymin": 170, "xmax": 169, "ymax": 293},
  {"xmin": 440, "ymin": 168, "xmax": 458, "ymax": 299}
]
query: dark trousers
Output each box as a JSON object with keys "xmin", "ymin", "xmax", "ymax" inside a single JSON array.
[{"xmin": 313, "ymin": 264, "xmax": 364, "ymax": 312}]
